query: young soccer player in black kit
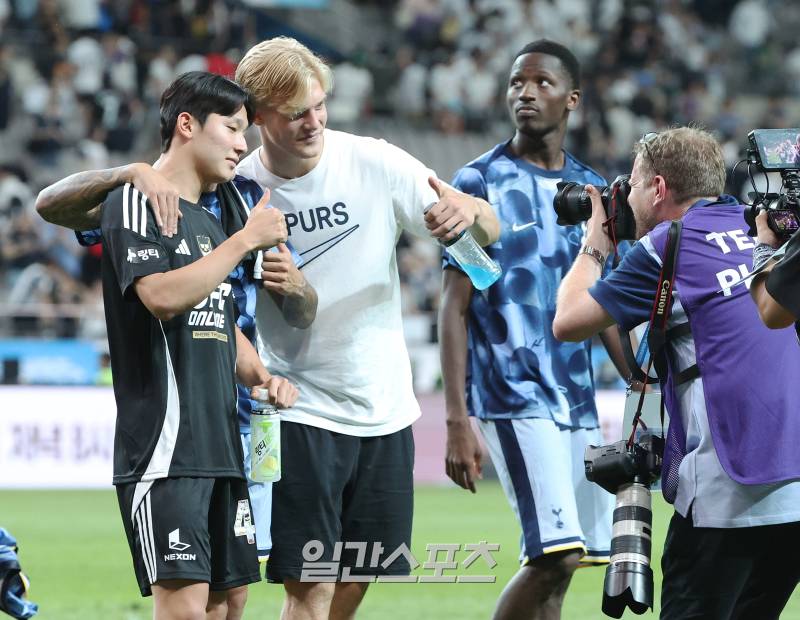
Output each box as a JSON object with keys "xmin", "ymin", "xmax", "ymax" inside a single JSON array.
[{"xmin": 98, "ymin": 72, "xmax": 297, "ymax": 619}]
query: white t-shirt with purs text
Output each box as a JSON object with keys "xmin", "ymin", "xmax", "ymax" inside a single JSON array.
[{"xmin": 237, "ymin": 129, "xmax": 438, "ymax": 436}]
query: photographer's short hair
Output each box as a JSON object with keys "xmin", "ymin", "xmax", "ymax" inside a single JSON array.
[
  {"xmin": 514, "ymin": 40, "xmax": 580, "ymax": 90},
  {"xmin": 160, "ymin": 71, "xmax": 254, "ymax": 153},
  {"xmin": 634, "ymin": 127, "xmax": 726, "ymax": 204},
  {"xmin": 235, "ymin": 37, "xmax": 333, "ymax": 115}
]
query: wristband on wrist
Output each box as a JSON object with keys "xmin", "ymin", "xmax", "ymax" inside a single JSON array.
[
  {"xmin": 579, "ymin": 245, "xmax": 607, "ymax": 270},
  {"xmin": 753, "ymin": 242, "xmax": 777, "ymax": 271}
]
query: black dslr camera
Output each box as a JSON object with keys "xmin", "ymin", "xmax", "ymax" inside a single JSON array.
[
  {"xmin": 584, "ymin": 433, "xmax": 664, "ymax": 618},
  {"xmin": 553, "ymin": 175, "xmax": 637, "ymax": 241},
  {"xmin": 744, "ymin": 129, "xmax": 800, "ymax": 240}
]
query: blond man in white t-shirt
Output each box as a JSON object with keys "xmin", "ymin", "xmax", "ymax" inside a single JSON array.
[{"xmin": 234, "ymin": 37, "xmax": 499, "ymax": 620}]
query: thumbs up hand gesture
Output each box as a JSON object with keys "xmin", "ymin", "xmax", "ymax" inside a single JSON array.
[
  {"xmin": 243, "ymin": 189, "xmax": 288, "ymax": 250},
  {"xmin": 261, "ymin": 242, "xmax": 307, "ymax": 297},
  {"xmin": 424, "ymin": 176, "xmax": 480, "ymax": 242}
]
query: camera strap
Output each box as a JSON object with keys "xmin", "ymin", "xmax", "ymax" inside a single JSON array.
[{"xmin": 628, "ymin": 220, "xmax": 683, "ymax": 447}]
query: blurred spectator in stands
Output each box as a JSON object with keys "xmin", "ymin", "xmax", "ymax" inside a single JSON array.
[
  {"xmin": 0, "ymin": 0, "xmax": 8, "ymax": 35},
  {"xmin": 206, "ymin": 46, "xmax": 238, "ymax": 78},
  {"xmin": 729, "ymin": 0, "xmax": 771, "ymax": 50},
  {"xmin": 675, "ymin": 76, "xmax": 716, "ymax": 125},
  {"xmin": 758, "ymin": 95, "xmax": 791, "ymax": 130},
  {"xmin": 27, "ymin": 96, "xmax": 66, "ymax": 166},
  {"xmin": 72, "ymin": 101, "xmax": 110, "ymax": 171},
  {"xmin": 175, "ymin": 52, "xmax": 208, "ymax": 76},
  {"xmin": 463, "ymin": 48, "xmax": 497, "ymax": 132},
  {"xmin": 396, "ymin": 0, "xmax": 446, "ymax": 51},
  {"xmin": 58, "ymin": 0, "xmax": 101, "ymax": 31},
  {"xmin": 104, "ymin": 101, "xmax": 138, "ymax": 154},
  {"xmin": 393, "ymin": 46, "xmax": 428, "ymax": 124},
  {"xmin": 429, "ymin": 50, "xmax": 468, "ymax": 133},
  {"xmin": 146, "ymin": 45, "xmax": 179, "ymax": 103},
  {"xmin": 67, "ymin": 31, "xmax": 105, "ymax": 96},
  {"xmin": 32, "ymin": 0, "xmax": 70, "ymax": 78},
  {"xmin": 0, "ymin": 44, "xmax": 10, "ymax": 133},
  {"xmin": 1, "ymin": 211, "xmax": 46, "ymax": 283},
  {"xmin": 0, "ymin": 166, "xmax": 32, "ymax": 227},
  {"xmin": 400, "ymin": 236, "xmax": 441, "ymax": 315},
  {"xmin": 102, "ymin": 31, "xmax": 137, "ymax": 96},
  {"xmin": 327, "ymin": 52, "xmax": 374, "ymax": 127}
]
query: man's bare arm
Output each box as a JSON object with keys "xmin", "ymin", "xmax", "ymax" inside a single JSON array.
[
  {"xmin": 424, "ymin": 177, "xmax": 500, "ymax": 246},
  {"xmin": 439, "ymin": 267, "xmax": 483, "ymax": 493},
  {"xmin": 268, "ymin": 281, "xmax": 318, "ymax": 329},
  {"xmin": 260, "ymin": 243, "xmax": 318, "ymax": 328},
  {"xmin": 750, "ymin": 211, "xmax": 797, "ymax": 329},
  {"xmin": 36, "ymin": 163, "xmax": 181, "ymax": 235}
]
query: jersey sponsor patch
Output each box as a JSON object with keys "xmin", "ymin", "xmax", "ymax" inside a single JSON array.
[
  {"xmin": 127, "ymin": 247, "xmax": 160, "ymax": 263},
  {"xmin": 191, "ymin": 330, "xmax": 228, "ymax": 342},
  {"xmin": 196, "ymin": 235, "xmax": 213, "ymax": 255},
  {"xmin": 168, "ymin": 528, "xmax": 191, "ymax": 551}
]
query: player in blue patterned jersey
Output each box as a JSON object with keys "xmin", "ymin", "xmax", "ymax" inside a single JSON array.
[{"xmin": 440, "ymin": 40, "xmax": 628, "ymax": 620}]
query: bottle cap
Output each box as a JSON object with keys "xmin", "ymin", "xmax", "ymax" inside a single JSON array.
[
  {"xmin": 255, "ymin": 387, "xmax": 270, "ymax": 402},
  {"xmin": 441, "ymin": 229, "xmax": 467, "ymax": 247}
]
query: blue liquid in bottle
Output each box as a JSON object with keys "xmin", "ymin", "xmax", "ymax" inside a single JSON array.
[
  {"xmin": 442, "ymin": 230, "xmax": 502, "ymax": 290},
  {"xmin": 461, "ymin": 262, "xmax": 502, "ymax": 290}
]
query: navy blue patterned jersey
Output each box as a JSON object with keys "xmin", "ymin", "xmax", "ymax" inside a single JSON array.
[{"xmin": 445, "ymin": 142, "xmax": 606, "ymax": 429}]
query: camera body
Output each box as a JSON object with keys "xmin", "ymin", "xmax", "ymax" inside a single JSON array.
[
  {"xmin": 745, "ymin": 129, "xmax": 800, "ymax": 240},
  {"xmin": 553, "ymin": 175, "xmax": 637, "ymax": 241},
  {"xmin": 584, "ymin": 433, "xmax": 664, "ymax": 618},
  {"xmin": 584, "ymin": 433, "xmax": 664, "ymax": 494}
]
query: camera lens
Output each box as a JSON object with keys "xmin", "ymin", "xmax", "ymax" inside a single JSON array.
[
  {"xmin": 601, "ymin": 482, "xmax": 654, "ymax": 618},
  {"xmin": 554, "ymin": 182, "xmax": 594, "ymax": 226}
]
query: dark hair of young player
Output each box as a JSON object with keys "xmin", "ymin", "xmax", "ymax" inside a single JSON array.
[{"xmin": 159, "ymin": 71, "xmax": 255, "ymax": 152}]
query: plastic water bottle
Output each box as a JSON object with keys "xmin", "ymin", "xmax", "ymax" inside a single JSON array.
[
  {"xmin": 443, "ymin": 230, "xmax": 502, "ymax": 290},
  {"xmin": 250, "ymin": 389, "xmax": 281, "ymax": 483}
]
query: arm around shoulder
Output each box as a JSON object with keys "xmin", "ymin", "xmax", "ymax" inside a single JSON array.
[
  {"xmin": 35, "ymin": 164, "xmax": 147, "ymax": 230},
  {"xmin": 37, "ymin": 163, "xmax": 181, "ymax": 236}
]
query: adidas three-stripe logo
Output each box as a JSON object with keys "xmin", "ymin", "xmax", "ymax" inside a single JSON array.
[
  {"xmin": 175, "ymin": 239, "xmax": 191, "ymax": 255},
  {"xmin": 121, "ymin": 183, "xmax": 149, "ymax": 236}
]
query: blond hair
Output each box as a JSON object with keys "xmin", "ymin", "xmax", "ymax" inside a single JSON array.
[
  {"xmin": 634, "ymin": 126, "xmax": 726, "ymax": 204},
  {"xmin": 235, "ymin": 37, "xmax": 333, "ymax": 114}
]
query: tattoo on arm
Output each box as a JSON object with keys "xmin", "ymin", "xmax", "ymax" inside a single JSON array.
[
  {"xmin": 274, "ymin": 281, "xmax": 318, "ymax": 329},
  {"xmin": 36, "ymin": 166, "xmax": 130, "ymax": 230}
]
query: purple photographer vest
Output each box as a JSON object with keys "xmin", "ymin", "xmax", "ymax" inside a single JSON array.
[{"xmin": 649, "ymin": 198, "xmax": 800, "ymax": 487}]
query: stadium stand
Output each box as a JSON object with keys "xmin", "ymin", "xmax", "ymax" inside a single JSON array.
[{"xmin": 2, "ymin": 0, "xmax": 800, "ymax": 389}]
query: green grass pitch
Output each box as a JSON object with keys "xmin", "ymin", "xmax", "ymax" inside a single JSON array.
[{"xmin": 1, "ymin": 484, "xmax": 798, "ymax": 619}]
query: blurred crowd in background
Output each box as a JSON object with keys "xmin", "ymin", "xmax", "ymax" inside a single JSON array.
[{"xmin": 1, "ymin": 0, "xmax": 798, "ymax": 387}]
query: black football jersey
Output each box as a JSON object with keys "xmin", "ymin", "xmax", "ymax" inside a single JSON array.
[{"xmin": 100, "ymin": 183, "xmax": 242, "ymax": 484}]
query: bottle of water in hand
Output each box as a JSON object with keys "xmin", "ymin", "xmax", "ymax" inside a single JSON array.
[
  {"xmin": 250, "ymin": 388, "xmax": 281, "ymax": 483},
  {"xmin": 444, "ymin": 230, "xmax": 502, "ymax": 290}
]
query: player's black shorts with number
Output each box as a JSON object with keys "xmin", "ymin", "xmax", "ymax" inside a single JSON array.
[
  {"xmin": 267, "ymin": 422, "xmax": 414, "ymax": 582},
  {"xmin": 116, "ymin": 477, "xmax": 261, "ymax": 596}
]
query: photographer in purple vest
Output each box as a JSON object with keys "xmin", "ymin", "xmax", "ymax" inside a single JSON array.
[{"xmin": 553, "ymin": 127, "xmax": 800, "ymax": 620}]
